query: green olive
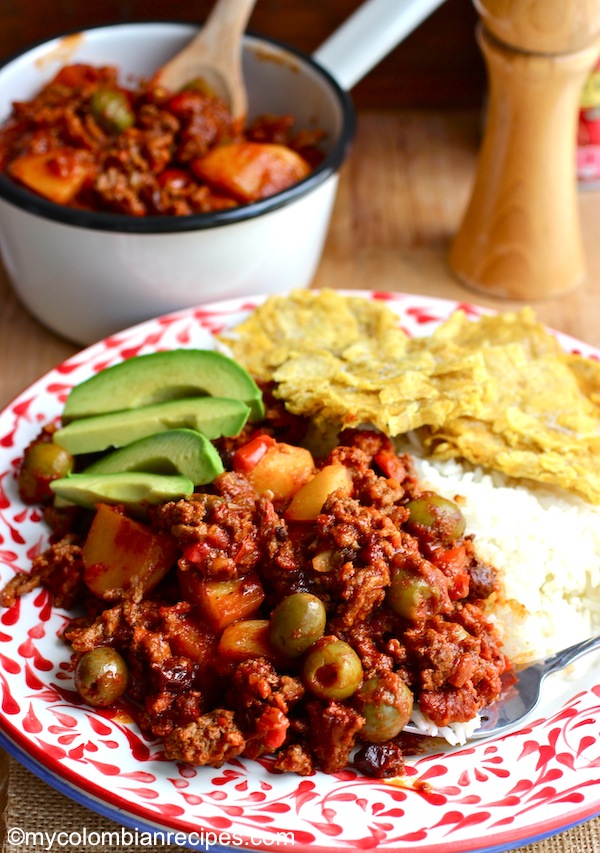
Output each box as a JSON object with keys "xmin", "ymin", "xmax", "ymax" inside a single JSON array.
[
  {"xmin": 387, "ymin": 566, "xmax": 441, "ymax": 621},
  {"xmin": 74, "ymin": 647, "xmax": 129, "ymax": 707},
  {"xmin": 302, "ymin": 636, "xmax": 363, "ymax": 700},
  {"xmin": 18, "ymin": 440, "xmax": 74, "ymax": 504},
  {"xmin": 405, "ymin": 494, "xmax": 466, "ymax": 544},
  {"xmin": 90, "ymin": 89, "xmax": 135, "ymax": 133},
  {"xmin": 355, "ymin": 672, "xmax": 414, "ymax": 742},
  {"xmin": 181, "ymin": 77, "xmax": 214, "ymax": 96},
  {"xmin": 269, "ymin": 592, "xmax": 327, "ymax": 658}
]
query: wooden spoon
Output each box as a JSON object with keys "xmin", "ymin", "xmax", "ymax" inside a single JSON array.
[{"xmin": 153, "ymin": 0, "xmax": 258, "ymax": 125}]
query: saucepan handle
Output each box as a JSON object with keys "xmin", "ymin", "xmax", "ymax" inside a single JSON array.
[{"xmin": 313, "ymin": 0, "xmax": 447, "ymax": 91}]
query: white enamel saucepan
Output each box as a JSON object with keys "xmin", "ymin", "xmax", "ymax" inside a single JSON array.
[{"xmin": 0, "ymin": 0, "xmax": 445, "ymax": 345}]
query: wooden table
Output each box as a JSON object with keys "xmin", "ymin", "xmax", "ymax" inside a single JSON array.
[{"xmin": 1, "ymin": 108, "xmax": 599, "ymax": 852}]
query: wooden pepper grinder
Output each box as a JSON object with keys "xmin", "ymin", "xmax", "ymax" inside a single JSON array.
[{"xmin": 449, "ymin": 0, "xmax": 600, "ymax": 299}]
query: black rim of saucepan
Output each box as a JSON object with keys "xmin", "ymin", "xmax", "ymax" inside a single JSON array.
[{"xmin": 0, "ymin": 21, "xmax": 356, "ymax": 234}]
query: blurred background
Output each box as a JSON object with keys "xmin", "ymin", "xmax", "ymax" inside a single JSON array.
[{"xmin": 0, "ymin": 0, "xmax": 486, "ymax": 110}]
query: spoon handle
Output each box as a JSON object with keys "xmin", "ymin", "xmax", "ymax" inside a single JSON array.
[
  {"xmin": 543, "ymin": 633, "xmax": 600, "ymax": 677},
  {"xmin": 153, "ymin": 0, "xmax": 257, "ymax": 121},
  {"xmin": 200, "ymin": 0, "xmax": 257, "ymax": 59}
]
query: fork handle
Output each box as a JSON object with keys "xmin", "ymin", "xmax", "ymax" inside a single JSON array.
[{"xmin": 543, "ymin": 633, "xmax": 600, "ymax": 676}]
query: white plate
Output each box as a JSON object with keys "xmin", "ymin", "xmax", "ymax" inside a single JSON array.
[{"xmin": 0, "ymin": 291, "xmax": 599, "ymax": 853}]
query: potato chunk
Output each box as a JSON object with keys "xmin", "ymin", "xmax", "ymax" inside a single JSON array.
[
  {"xmin": 286, "ymin": 464, "xmax": 353, "ymax": 521},
  {"xmin": 10, "ymin": 148, "xmax": 93, "ymax": 204},
  {"xmin": 245, "ymin": 442, "xmax": 315, "ymax": 501},
  {"xmin": 191, "ymin": 142, "xmax": 310, "ymax": 203},
  {"xmin": 178, "ymin": 569, "xmax": 265, "ymax": 632},
  {"xmin": 218, "ymin": 619, "xmax": 274, "ymax": 662},
  {"xmin": 82, "ymin": 503, "xmax": 178, "ymax": 598}
]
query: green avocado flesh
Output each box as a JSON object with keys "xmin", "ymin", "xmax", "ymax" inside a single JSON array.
[
  {"xmin": 84, "ymin": 429, "xmax": 224, "ymax": 485},
  {"xmin": 50, "ymin": 472, "xmax": 194, "ymax": 510},
  {"xmin": 54, "ymin": 396, "xmax": 250, "ymax": 455},
  {"xmin": 62, "ymin": 349, "xmax": 264, "ymax": 422}
]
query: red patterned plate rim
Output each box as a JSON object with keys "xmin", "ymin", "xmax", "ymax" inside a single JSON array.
[{"xmin": 0, "ymin": 290, "xmax": 599, "ymax": 853}]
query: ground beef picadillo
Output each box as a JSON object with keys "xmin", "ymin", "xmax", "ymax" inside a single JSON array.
[
  {"xmin": 1, "ymin": 414, "xmax": 509, "ymax": 779},
  {"xmin": 0, "ymin": 63, "xmax": 324, "ymax": 216}
]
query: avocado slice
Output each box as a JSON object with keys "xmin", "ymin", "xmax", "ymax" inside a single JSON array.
[
  {"xmin": 62, "ymin": 349, "xmax": 264, "ymax": 422},
  {"xmin": 50, "ymin": 472, "xmax": 194, "ymax": 511},
  {"xmin": 54, "ymin": 396, "xmax": 250, "ymax": 456},
  {"xmin": 84, "ymin": 429, "xmax": 224, "ymax": 485}
]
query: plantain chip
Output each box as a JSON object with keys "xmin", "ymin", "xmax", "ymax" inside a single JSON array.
[{"xmin": 222, "ymin": 291, "xmax": 600, "ymax": 503}]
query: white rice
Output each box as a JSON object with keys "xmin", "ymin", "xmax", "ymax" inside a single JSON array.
[
  {"xmin": 409, "ymin": 453, "xmax": 600, "ymax": 666},
  {"xmin": 409, "ymin": 706, "xmax": 481, "ymax": 746}
]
